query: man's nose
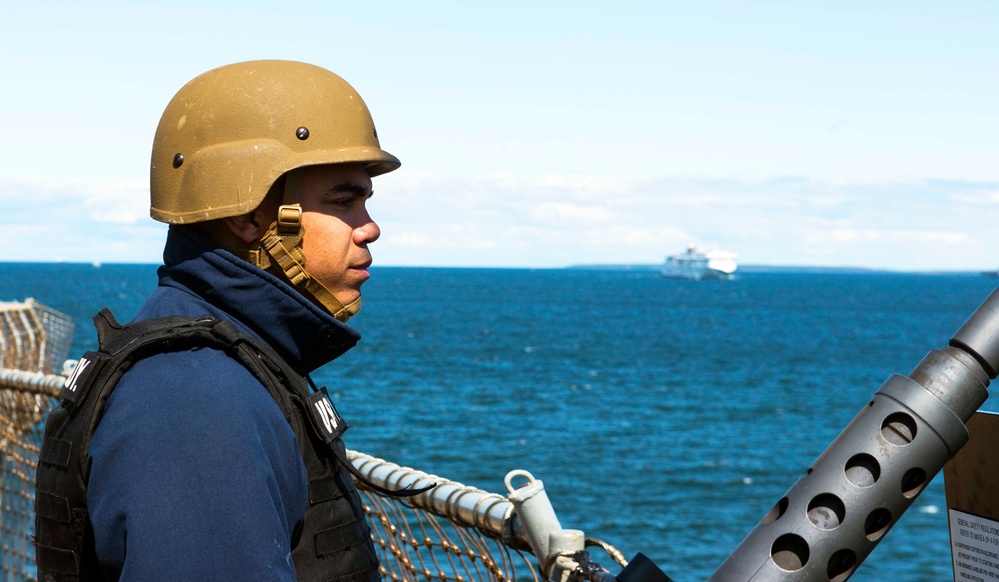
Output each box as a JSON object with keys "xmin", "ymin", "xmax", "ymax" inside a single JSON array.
[{"xmin": 354, "ymin": 215, "xmax": 380, "ymax": 244}]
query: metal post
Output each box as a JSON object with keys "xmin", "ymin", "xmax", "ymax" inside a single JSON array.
[{"xmin": 505, "ymin": 470, "xmax": 586, "ymax": 582}]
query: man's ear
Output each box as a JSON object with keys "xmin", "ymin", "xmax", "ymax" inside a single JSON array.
[{"xmin": 222, "ymin": 212, "xmax": 264, "ymax": 244}]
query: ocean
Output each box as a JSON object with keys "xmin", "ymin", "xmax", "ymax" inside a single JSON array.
[{"xmin": 3, "ymin": 263, "xmax": 997, "ymax": 581}]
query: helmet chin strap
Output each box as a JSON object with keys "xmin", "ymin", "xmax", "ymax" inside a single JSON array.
[{"xmin": 243, "ymin": 168, "xmax": 360, "ymax": 322}]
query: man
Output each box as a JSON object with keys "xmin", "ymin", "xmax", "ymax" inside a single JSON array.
[{"xmin": 35, "ymin": 60, "xmax": 398, "ymax": 581}]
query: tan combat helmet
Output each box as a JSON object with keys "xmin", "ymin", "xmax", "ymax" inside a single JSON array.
[{"xmin": 150, "ymin": 60, "xmax": 399, "ymax": 320}]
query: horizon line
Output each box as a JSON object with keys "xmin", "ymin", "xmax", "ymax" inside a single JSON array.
[{"xmin": 1, "ymin": 260, "xmax": 995, "ymax": 276}]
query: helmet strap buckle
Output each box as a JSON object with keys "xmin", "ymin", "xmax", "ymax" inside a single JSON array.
[{"xmin": 276, "ymin": 204, "xmax": 303, "ymax": 237}]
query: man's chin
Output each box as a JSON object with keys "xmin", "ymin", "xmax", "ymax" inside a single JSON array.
[
  {"xmin": 335, "ymin": 292, "xmax": 361, "ymax": 306},
  {"xmin": 333, "ymin": 294, "xmax": 362, "ymax": 322}
]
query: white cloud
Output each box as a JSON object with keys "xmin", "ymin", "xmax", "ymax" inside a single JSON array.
[
  {"xmin": 82, "ymin": 180, "xmax": 148, "ymax": 224},
  {"xmin": 949, "ymin": 190, "xmax": 999, "ymax": 205},
  {"xmin": 372, "ymin": 173, "xmax": 999, "ymax": 270},
  {"xmin": 1, "ymin": 179, "xmax": 165, "ymax": 263},
  {"xmin": 530, "ymin": 202, "xmax": 613, "ymax": 223},
  {"xmin": 4, "ymin": 174, "xmax": 999, "ymax": 270},
  {"xmin": 386, "ymin": 231, "xmax": 434, "ymax": 248},
  {"xmin": 807, "ymin": 229, "xmax": 968, "ymax": 245}
]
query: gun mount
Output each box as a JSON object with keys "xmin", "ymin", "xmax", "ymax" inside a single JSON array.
[{"xmin": 708, "ymin": 289, "xmax": 999, "ymax": 581}]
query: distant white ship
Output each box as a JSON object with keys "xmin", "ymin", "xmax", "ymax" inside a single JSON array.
[{"xmin": 661, "ymin": 245, "xmax": 738, "ymax": 280}]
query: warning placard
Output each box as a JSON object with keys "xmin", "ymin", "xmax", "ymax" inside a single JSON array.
[{"xmin": 950, "ymin": 509, "xmax": 999, "ymax": 581}]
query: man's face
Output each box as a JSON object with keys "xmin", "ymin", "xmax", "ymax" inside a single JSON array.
[{"xmin": 298, "ymin": 163, "xmax": 379, "ymax": 307}]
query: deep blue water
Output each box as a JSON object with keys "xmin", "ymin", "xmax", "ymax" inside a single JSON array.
[{"xmin": 2, "ymin": 263, "xmax": 997, "ymax": 581}]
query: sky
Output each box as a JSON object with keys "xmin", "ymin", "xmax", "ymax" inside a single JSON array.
[{"xmin": 1, "ymin": 0, "xmax": 997, "ymax": 270}]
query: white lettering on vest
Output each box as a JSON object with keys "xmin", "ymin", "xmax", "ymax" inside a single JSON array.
[
  {"xmin": 314, "ymin": 398, "xmax": 339, "ymax": 434},
  {"xmin": 63, "ymin": 358, "xmax": 92, "ymax": 392}
]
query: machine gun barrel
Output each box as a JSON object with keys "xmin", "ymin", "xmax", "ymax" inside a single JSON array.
[{"xmin": 708, "ymin": 289, "xmax": 999, "ymax": 581}]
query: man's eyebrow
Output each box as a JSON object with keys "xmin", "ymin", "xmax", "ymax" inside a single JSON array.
[{"xmin": 325, "ymin": 181, "xmax": 372, "ymax": 197}]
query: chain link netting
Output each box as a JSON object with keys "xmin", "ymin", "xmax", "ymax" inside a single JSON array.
[{"xmin": 1, "ymin": 300, "xmax": 74, "ymax": 582}]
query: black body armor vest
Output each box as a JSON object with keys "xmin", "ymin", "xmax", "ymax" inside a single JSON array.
[{"xmin": 34, "ymin": 309, "xmax": 380, "ymax": 582}]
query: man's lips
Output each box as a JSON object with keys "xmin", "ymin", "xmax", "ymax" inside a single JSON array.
[{"xmin": 350, "ymin": 261, "xmax": 372, "ymax": 279}]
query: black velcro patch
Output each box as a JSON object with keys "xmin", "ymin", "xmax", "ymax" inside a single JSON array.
[
  {"xmin": 60, "ymin": 351, "xmax": 108, "ymax": 405},
  {"xmin": 35, "ymin": 543, "xmax": 80, "ymax": 575},
  {"xmin": 39, "ymin": 437, "xmax": 72, "ymax": 468},
  {"xmin": 35, "ymin": 490, "xmax": 72, "ymax": 523},
  {"xmin": 307, "ymin": 387, "xmax": 348, "ymax": 444},
  {"xmin": 309, "ymin": 471, "xmax": 345, "ymax": 505},
  {"xmin": 314, "ymin": 519, "xmax": 364, "ymax": 556}
]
